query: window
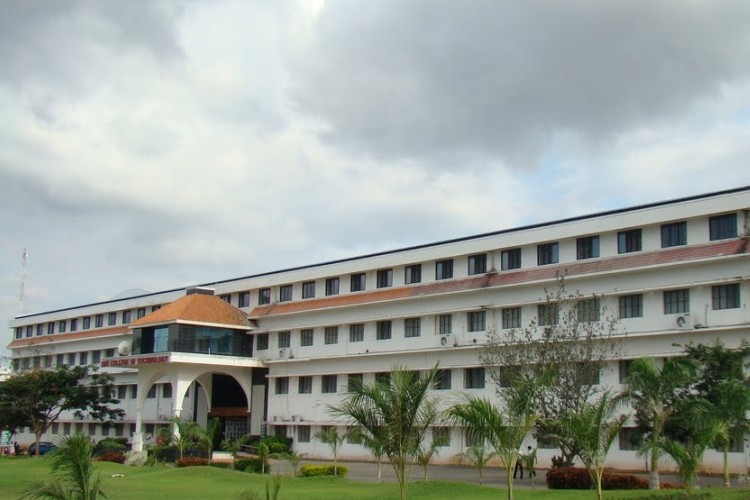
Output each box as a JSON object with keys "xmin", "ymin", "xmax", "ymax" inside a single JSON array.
[
  {"xmin": 405, "ymin": 264, "xmax": 422, "ymax": 284},
  {"xmin": 538, "ymin": 303, "xmax": 559, "ymax": 326},
  {"xmin": 347, "ymin": 427, "xmax": 363, "ymax": 444},
  {"xmin": 349, "ymin": 324, "xmax": 364, "ymax": 342},
  {"xmin": 347, "ymin": 373, "xmax": 363, "ymax": 392},
  {"xmin": 92, "ymin": 350, "xmax": 101, "ymax": 364},
  {"xmin": 537, "ymin": 242, "xmax": 559, "ymax": 265},
  {"xmin": 618, "ymin": 229, "xmax": 642, "ymax": 254},
  {"xmin": 297, "ymin": 426, "xmax": 311, "ymax": 443},
  {"xmin": 107, "ymin": 312, "xmax": 116, "ymax": 326},
  {"xmin": 501, "ymin": 248, "xmax": 521, "ymax": 270},
  {"xmin": 576, "ymin": 363, "xmax": 600, "ymax": 385},
  {"xmin": 130, "ymin": 385, "xmax": 137, "ymax": 398},
  {"xmin": 435, "ymin": 369, "xmax": 452, "ymax": 390},
  {"xmin": 325, "ymin": 277, "xmax": 339, "ymax": 296},
  {"xmin": 433, "ymin": 427, "xmax": 451, "ymax": 446},
  {"xmin": 438, "ymin": 314, "xmax": 452, "ymax": 335},
  {"xmin": 375, "ymin": 372, "xmax": 390, "ymax": 385},
  {"xmin": 467, "ymin": 311, "xmax": 486, "ymax": 332},
  {"xmin": 376, "ymin": 269, "xmax": 393, "ymax": 288},
  {"xmin": 79, "ymin": 352, "xmax": 88, "ymax": 365},
  {"xmin": 94, "ymin": 314, "xmax": 103, "ymax": 328},
  {"xmin": 258, "ymin": 288, "xmax": 271, "ymax": 305},
  {"xmin": 279, "ymin": 285, "xmax": 293, "ymax": 302},
  {"xmin": 147, "ymin": 385, "xmax": 157, "ymax": 399},
  {"xmin": 59, "ymin": 320, "xmax": 67, "ymax": 333},
  {"xmin": 121, "ymin": 311, "xmax": 131, "ymax": 324},
  {"xmin": 577, "ymin": 299, "xmax": 600, "ymax": 323},
  {"xmin": 163, "ymin": 383, "xmax": 172, "ymax": 398},
  {"xmin": 301, "ymin": 329, "xmax": 314, "ymax": 346},
  {"xmin": 275, "ymin": 377, "xmax": 289, "ymax": 395},
  {"xmin": 302, "ymin": 281, "xmax": 316, "ymax": 299},
  {"xmin": 70, "ymin": 318, "xmax": 78, "ymax": 331},
  {"xmin": 105, "ymin": 348, "xmax": 115, "ymax": 358},
  {"xmin": 404, "ymin": 318, "xmax": 421, "ymax": 338},
  {"xmin": 14, "ymin": 327, "xmax": 21, "ymax": 339},
  {"xmin": 664, "ymin": 289, "xmax": 690, "ymax": 314},
  {"xmin": 278, "ymin": 331, "xmax": 291, "ymax": 348},
  {"xmin": 34, "ymin": 324, "xmax": 42, "ymax": 336},
  {"xmin": 501, "ymin": 307, "xmax": 521, "ymax": 329},
  {"xmin": 464, "ymin": 367, "xmax": 485, "ymax": 389},
  {"xmin": 256, "ymin": 333, "xmax": 269, "ymax": 351},
  {"xmin": 435, "ymin": 259, "xmax": 453, "ymax": 280},
  {"xmin": 298, "ymin": 376, "xmax": 312, "ymax": 394},
  {"xmin": 468, "ymin": 253, "xmax": 487, "ymax": 275},
  {"xmin": 137, "ymin": 307, "xmax": 146, "ymax": 319},
  {"xmin": 712, "ymin": 284, "xmax": 740, "ymax": 310},
  {"xmin": 322, "ymin": 375, "xmax": 337, "ymax": 393},
  {"xmin": 577, "ymin": 236, "xmax": 600, "ymax": 260},
  {"xmin": 238, "ymin": 292, "xmax": 250, "ymax": 307},
  {"xmin": 324, "ymin": 326, "xmax": 339, "ymax": 344},
  {"xmin": 465, "ymin": 429, "xmax": 481, "ymax": 448},
  {"xmin": 82, "ymin": 317, "xmax": 91, "ymax": 330},
  {"xmin": 152, "ymin": 305, "xmax": 161, "ymax": 312},
  {"xmin": 619, "ymin": 428, "xmax": 644, "ymax": 451},
  {"xmin": 46, "ymin": 322, "xmax": 55, "ymax": 335},
  {"xmin": 219, "ymin": 294, "xmax": 230, "ymax": 303},
  {"xmin": 25, "ymin": 325, "xmax": 32, "ymax": 338},
  {"xmin": 619, "ymin": 294, "xmax": 643, "ymax": 319},
  {"xmin": 376, "ymin": 321, "xmax": 392, "ymax": 340},
  {"xmin": 709, "ymin": 213, "xmax": 737, "ymax": 240},
  {"xmin": 350, "ymin": 273, "xmax": 366, "ymax": 292},
  {"xmin": 275, "ymin": 426, "xmax": 287, "ymax": 439},
  {"xmin": 661, "ymin": 221, "xmax": 687, "ymax": 248},
  {"xmin": 618, "ymin": 360, "xmax": 634, "ymax": 384},
  {"xmin": 153, "ymin": 327, "xmax": 168, "ymax": 352},
  {"xmin": 117, "ymin": 385, "xmax": 127, "ymax": 399}
]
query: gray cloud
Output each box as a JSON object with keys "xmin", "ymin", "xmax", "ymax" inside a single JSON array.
[{"xmin": 290, "ymin": 1, "xmax": 750, "ymax": 167}]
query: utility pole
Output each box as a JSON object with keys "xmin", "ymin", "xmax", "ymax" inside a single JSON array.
[{"xmin": 19, "ymin": 248, "xmax": 27, "ymax": 314}]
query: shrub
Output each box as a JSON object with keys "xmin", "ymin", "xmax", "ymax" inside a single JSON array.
[
  {"xmin": 176, "ymin": 456, "xmax": 209, "ymax": 467},
  {"xmin": 546, "ymin": 467, "xmax": 648, "ymax": 490},
  {"xmin": 261, "ymin": 436, "xmax": 293, "ymax": 454},
  {"xmin": 95, "ymin": 451, "xmax": 126, "ymax": 464},
  {"xmin": 300, "ymin": 464, "xmax": 348, "ymax": 478},
  {"xmin": 94, "ymin": 438, "xmax": 127, "ymax": 456},
  {"xmin": 235, "ymin": 457, "xmax": 271, "ymax": 474}
]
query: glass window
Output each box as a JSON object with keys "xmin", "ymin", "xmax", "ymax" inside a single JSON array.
[
  {"xmin": 82, "ymin": 317, "xmax": 91, "ymax": 330},
  {"xmin": 618, "ymin": 360, "xmax": 634, "ymax": 384},
  {"xmin": 95, "ymin": 314, "xmax": 103, "ymax": 328},
  {"xmin": 435, "ymin": 369, "xmax": 452, "ymax": 390},
  {"xmin": 438, "ymin": 314, "xmax": 452, "ymax": 335},
  {"xmin": 576, "ymin": 236, "xmax": 600, "ymax": 260},
  {"xmin": 278, "ymin": 331, "xmax": 291, "ymax": 348},
  {"xmin": 467, "ymin": 311, "xmax": 486, "ymax": 332},
  {"xmin": 162, "ymin": 383, "xmax": 172, "ymax": 398},
  {"xmin": 538, "ymin": 303, "xmax": 559, "ymax": 326},
  {"xmin": 238, "ymin": 292, "xmax": 250, "ymax": 307},
  {"xmin": 298, "ymin": 376, "xmax": 312, "ymax": 394},
  {"xmin": 297, "ymin": 426, "xmax": 311, "ymax": 443},
  {"xmin": 121, "ymin": 311, "xmax": 131, "ymax": 324},
  {"xmin": 661, "ymin": 222, "xmax": 687, "ymax": 248},
  {"xmin": 258, "ymin": 288, "xmax": 271, "ymax": 305},
  {"xmin": 79, "ymin": 352, "xmax": 88, "ymax": 365},
  {"xmin": 501, "ymin": 248, "xmax": 521, "ymax": 270},
  {"xmin": 302, "ymin": 281, "xmax": 316, "ymax": 299},
  {"xmin": 537, "ymin": 242, "xmax": 559, "ymax": 265},
  {"xmin": 347, "ymin": 373, "xmax": 363, "ymax": 392},
  {"xmin": 324, "ymin": 326, "xmax": 339, "ymax": 344},
  {"xmin": 405, "ymin": 264, "xmax": 422, "ymax": 284},
  {"xmin": 130, "ymin": 385, "xmax": 137, "ymax": 398},
  {"xmin": 376, "ymin": 321, "xmax": 392, "ymax": 340},
  {"xmin": 712, "ymin": 284, "xmax": 740, "ymax": 310},
  {"xmin": 501, "ymin": 307, "xmax": 521, "ymax": 329},
  {"xmin": 468, "ymin": 254, "xmax": 487, "ymax": 275},
  {"xmin": 47, "ymin": 322, "xmax": 55, "ymax": 335},
  {"xmin": 137, "ymin": 308, "xmax": 146, "ymax": 318},
  {"xmin": 618, "ymin": 229, "xmax": 642, "ymax": 254},
  {"xmin": 107, "ymin": 313, "xmax": 116, "ymax": 326},
  {"xmin": 92, "ymin": 350, "xmax": 101, "ymax": 364},
  {"xmin": 71, "ymin": 318, "xmax": 79, "ymax": 331},
  {"xmin": 619, "ymin": 428, "xmax": 643, "ymax": 451},
  {"xmin": 300, "ymin": 329, "xmax": 314, "ymax": 347},
  {"xmin": 279, "ymin": 285, "xmax": 293, "ymax": 302},
  {"xmin": 664, "ymin": 289, "xmax": 690, "ymax": 314},
  {"xmin": 325, "ymin": 277, "xmax": 340, "ymax": 296},
  {"xmin": 464, "ymin": 367, "xmax": 485, "ymax": 389},
  {"xmin": 577, "ymin": 299, "xmax": 600, "ymax": 323},
  {"xmin": 376, "ymin": 269, "xmax": 393, "ymax": 288},
  {"xmin": 321, "ymin": 375, "xmax": 337, "ymax": 393},
  {"xmin": 709, "ymin": 213, "xmax": 737, "ymax": 240},
  {"xmin": 619, "ymin": 295, "xmax": 643, "ymax": 319},
  {"xmin": 404, "ymin": 318, "xmax": 421, "ymax": 338},
  {"xmin": 59, "ymin": 320, "xmax": 67, "ymax": 333},
  {"xmin": 375, "ymin": 372, "xmax": 390, "ymax": 385},
  {"xmin": 433, "ymin": 427, "xmax": 451, "ymax": 446},
  {"xmin": 147, "ymin": 385, "xmax": 157, "ymax": 399},
  {"xmin": 275, "ymin": 377, "xmax": 289, "ymax": 395},
  {"xmin": 435, "ymin": 259, "xmax": 454, "ymax": 280},
  {"xmin": 257, "ymin": 333, "xmax": 269, "ymax": 351},
  {"xmin": 350, "ymin": 273, "xmax": 366, "ymax": 292},
  {"xmin": 349, "ymin": 324, "xmax": 364, "ymax": 342},
  {"xmin": 14, "ymin": 327, "xmax": 22, "ymax": 339},
  {"xmin": 153, "ymin": 327, "xmax": 169, "ymax": 352}
]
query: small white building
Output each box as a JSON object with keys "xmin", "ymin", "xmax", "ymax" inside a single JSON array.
[{"xmin": 6, "ymin": 186, "xmax": 750, "ymax": 473}]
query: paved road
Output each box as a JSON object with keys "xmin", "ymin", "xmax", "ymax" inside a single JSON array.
[{"xmin": 270, "ymin": 459, "xmax": 734, "ymax": 490}]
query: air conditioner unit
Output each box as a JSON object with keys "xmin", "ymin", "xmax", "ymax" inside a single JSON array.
[
  {"xmin": 291, "ymin": 415, "xmax": 297, "ymax": 422},
  {"xmin": 272, "ymin": 415, "xmax": 278, "ymax": 422},
  {"xmin": 440, "ymin": 335, "xmax": 452, "ymax": 346},
  {"xmin": 279, "ymin": 349, "xmax": 287, "ymax": 358},
  {"xmin": 675, "ymin": 313, "xmax": 691, "ymax": 330}
]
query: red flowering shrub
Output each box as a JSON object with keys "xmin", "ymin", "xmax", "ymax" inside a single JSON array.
[
  {"xmin": 176, "ymin": 456, "xmax": 209, "ymax": 467},
  {"xmin": 95, "ymin": 452, "xmax": 126, "ymax": 464},
  {"xmin": 546, "ymin": 467, "xmax": 648, "ymax": 490}
]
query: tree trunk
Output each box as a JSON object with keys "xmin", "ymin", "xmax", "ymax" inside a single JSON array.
[
  {"xmin": 723, "ymin": 444, "xmax": 730, "ymax": 488},
  {"xmin": 505, "ymin": 463, "xmax": 515, "ymax": 500},
  {"xmin": 377, "ymin": 457, "xmax": 382, "ymax": 482},
  {"xmin": 649, "ymin": 445, "xmax": 660, "ymax": 490}
]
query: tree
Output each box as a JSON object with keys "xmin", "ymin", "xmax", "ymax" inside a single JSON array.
[
  {"xmin": 273, "ymin": 450, "xmax": 306, "ymax": 477},
  {"xmin": 0, "ymin": 366, "xmax": 123, "ymax": 457},
  {"xmin": 257, "ymin": 442, "xmax": 270, "ymax": 474},
  {"xmin": 550, "ymin": 392, "xmax": 626, "ymax": 500},
  {"xmin": 202, "ymin": 417, "xmax": 221, "ymax": 463},
  {"xmin": 328, "ymin": 366, "xmax": 440, "ymax": 500},
  {"xmin": 169, "ymin": 416, "xmax": 205, "ymax": 460},
  {"xmin": 347, "ymin": 425, "xmax": 387, "ymax": 482},
  {"xmin": 480, "ymin": 275, "xmax": 621, "ymax": 467},
  {"xmin": 314, "ymin": 426, "xmax": 345, "ymax": 476},
  {"xmin": 624, "ymin": 357, "xmax": 697, "ymax": 489},
  {"xmin": 415, "ymin": 434, "xmax": 448, "ymax": 480},
  {"xmin": 682, "ymin": 340, "xmax": 750, "ymax": 488},
  {"xmin": 221, "ymin": 434, "xmax": 252, "ymax": 469},
  {"xmin": 455, "ymin": 443, "xmax": 495, "ymax": 485},
  {"xmin": 20, "ymin": 433, "xmax": 106, "ymax": 500}
]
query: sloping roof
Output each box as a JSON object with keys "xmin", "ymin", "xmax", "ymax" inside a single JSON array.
[{"xmin": 131, "ymin": 293, "xmax": 251, "ymax": 329}]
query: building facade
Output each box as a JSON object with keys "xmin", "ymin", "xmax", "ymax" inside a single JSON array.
[{"xmin": 6, "ymin": 186, "xmax": 750, "ymax": 472}]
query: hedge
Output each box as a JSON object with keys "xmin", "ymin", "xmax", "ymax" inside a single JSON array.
[
  {"xmin": 95, "ymin": 452, "xmax": 126, "ymax": 464},
  {"xmin": 235, "ymin": 457, "xmax": 271, "ymax": 474},
  {"xmin": 546, "ymin": 467, "xmax": 648, "ymax": 490},
  {"xmin": 176, "ymin": 456, "xmax": 209, "ymax": 467},
  {"xmin": 300, "ymin": 465, "xmax": 349, "ymax": 478}
]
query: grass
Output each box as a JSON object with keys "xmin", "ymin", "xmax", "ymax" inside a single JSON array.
[{"xmin": 1, "ymin": 457, "xmax": 749, "ymax": 500}]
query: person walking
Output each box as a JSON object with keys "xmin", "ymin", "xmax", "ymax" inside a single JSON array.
[
  {"xmin": 523, "ymin": 446, "xmax": 538, "ymax": 485},
  {"xmin": 513, "ymin": 445, "xmax": 526, "ymax": 479}
]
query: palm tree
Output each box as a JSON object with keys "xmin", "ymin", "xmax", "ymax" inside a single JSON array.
[
  {"xmin": 660, "ymin": 419, "xmax": 722, "ymax": 489},
  {"xmin": 315, "ymin": 426, "xmax": 345, "ymax": 476},
  {"xmin": 273, "ymin": 450, "xmax": 306, "ymax": 477},
  {"xmin": 551, "ymin": 392, "xmax": 626, "ymax": 500},
  {"xmin": 257, "ymin": 442, "xmax": 270, "ymax": 474},
  {"xmin": 21, "ymin": 433, "xmax": 106, "ymax": 500},
  {"xmin": 415, "ymin": 435, "xmax": 448, "ymax": 480},
  {"xmin": 455, "ymin": 443, "xmax": 496, "ymax": 485},
  {"xmin": 711, "ymin": 380, "xmax": 750, "ymax": 487},
  {"xmin": 201, "ymin": 417, "xmax": 221, "ymax": 463},
  {"xmin": 328, "ymin": 366, "xmax": 440, "ymax": 500},
  {"xmin": 624, "ymin": 357, "xmax": 697, "ymax": 490},
  {"xmin": 348, "ymin": 425, "xmax": 387, "ymax": 482},
  {"xmin": 170, "ymin": 416, "xmax": 204, "ymax": 460}
]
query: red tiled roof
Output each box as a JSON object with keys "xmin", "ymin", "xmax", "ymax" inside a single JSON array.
[
  {"xmin": 7, "ymin": 326, "xmax": 129, "ymax": 349},
  {"xmin": 130, "ymin": 293, "xmax": 251, "ymax": 328}
]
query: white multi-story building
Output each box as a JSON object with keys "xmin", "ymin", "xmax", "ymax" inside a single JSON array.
[{"xmin": 6, "ymin": 186, "xmax": 750, "ymax": 473}]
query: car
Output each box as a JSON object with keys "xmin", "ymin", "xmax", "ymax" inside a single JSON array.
[{"xmin": 27, "ymin": 441, "xmax": 56, "ymax": 456}]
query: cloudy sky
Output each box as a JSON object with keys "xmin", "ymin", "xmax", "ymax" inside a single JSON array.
[{"xmin": 2, "ymin": 1, "xmax": 750, "ymax": 357}]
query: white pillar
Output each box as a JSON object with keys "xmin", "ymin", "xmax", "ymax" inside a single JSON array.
[{"xmin": 132, "ymin": 407, "xmax": 144, "ymax": 452}]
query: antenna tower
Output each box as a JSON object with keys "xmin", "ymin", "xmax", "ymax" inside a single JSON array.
[{"xmin": 19, "ymin": 248, "xmax": 28, "ymax": 314}]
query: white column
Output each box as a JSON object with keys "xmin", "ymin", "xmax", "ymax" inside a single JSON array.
[{"xmin": 132, "ymin": 408, "xmax": 144, "ymax": 452}]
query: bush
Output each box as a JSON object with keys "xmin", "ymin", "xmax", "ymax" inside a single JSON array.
[
  {"xmin": 95, "ymin": 451, "xmax": 126, "ymax": 464},
  {"xmin": 235, "ymin": 457, "xmax": 271, "ymax": 474},
  {"xmin": 546, "ymin": 467, "xmax": 648, "ymax": 490},
  {"xmin": 176, "ymin": 456, "xmax": 209, "ymax": 467},
  {"xmin": 94, "ymin": 438, "xmax": 127, "ymax": 456},
  {"xmin": 300, "ymin": 464, "xmax": 348, "ymax": 478}
]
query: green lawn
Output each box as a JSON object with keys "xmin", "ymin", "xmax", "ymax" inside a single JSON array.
[{"xmin": 1, "ymin": 457, "xmax": 748, "ymax": 500}]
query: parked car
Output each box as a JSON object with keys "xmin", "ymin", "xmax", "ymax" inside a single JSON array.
[{"xmin": 27, "ymin": 441, "xmax": 56, "ymax": 456}]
